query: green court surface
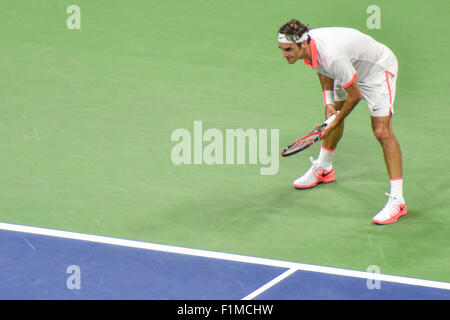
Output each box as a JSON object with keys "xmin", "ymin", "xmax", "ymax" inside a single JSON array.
[{"xmin": 1, "ymin": 0, "xmax": 449, "ymax": 284}]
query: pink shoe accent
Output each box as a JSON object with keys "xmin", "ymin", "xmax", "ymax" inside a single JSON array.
[
  {"xmin": 372, "ymin": 204, "xmax": 408, "ymax": 225},
  {"xmin": 293, "ymin": 168, "xmax": 335, "ymax": 189}
]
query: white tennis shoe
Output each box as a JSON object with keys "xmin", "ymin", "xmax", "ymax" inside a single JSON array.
[
  {"xmin": 293, "ymin": 157, "xmax": 335, "ymax": 189},
  {"xmin": 372, "ymin": 193, "xmax": 407, "ymax": 225}
]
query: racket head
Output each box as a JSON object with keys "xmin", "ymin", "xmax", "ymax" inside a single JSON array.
[{"xmin": 281, "ymin": 130, "xmax": 322, "ymax": 157}]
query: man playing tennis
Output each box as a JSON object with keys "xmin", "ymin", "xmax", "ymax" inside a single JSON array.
[{"xmin": 278, "ymin": 19, "xmax": 406, "ymax": 225}]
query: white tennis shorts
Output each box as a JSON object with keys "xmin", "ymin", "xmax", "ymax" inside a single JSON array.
[{"xmin": 333, "ymin": 60, "xmax": 398, "ymax": 117}]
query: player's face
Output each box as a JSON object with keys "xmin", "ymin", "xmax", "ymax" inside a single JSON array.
[{"xmin": 279, "ymin": 42, "xmax": 304, "ymax": 64}]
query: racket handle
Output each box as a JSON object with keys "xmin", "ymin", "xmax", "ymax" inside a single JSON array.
[{"xmin": 324, "ymin": 111, "xmax": 339, "ymax": 126}]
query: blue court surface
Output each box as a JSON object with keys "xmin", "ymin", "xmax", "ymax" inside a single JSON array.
[{"xmin": 0, "ymin": 223, "xmax": 449, "ymax": 300}]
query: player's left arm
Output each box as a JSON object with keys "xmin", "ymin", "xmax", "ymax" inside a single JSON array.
[
  {"xmin": 337, "ymin": 81, "xmax": 363, "ymax": 121},
  {"xmin": 320, "ymin": 57, "xmax": 363, "ymax": 139},
  {"xmin": 321, "ymin": 80, "xmax": 362, "ymax": 139}
]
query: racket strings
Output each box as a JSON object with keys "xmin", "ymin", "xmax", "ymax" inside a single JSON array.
[
  {"xmin": 282, "ymin": 132, "xmax": 320, "ymax": 156},
  {"xmin": 291, "ymin": 132, "xmax": 320, "ymax": 151}
]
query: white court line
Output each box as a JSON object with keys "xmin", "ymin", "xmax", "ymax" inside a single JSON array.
[
  {"xmin": 242, "ymin": 268, "xmax": 297, "ymax": 300},
  {"xmin": 0, "ymin": 222, "xmax": 449, "ymax": 291}
]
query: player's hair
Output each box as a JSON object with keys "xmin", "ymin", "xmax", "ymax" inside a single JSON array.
[{"xmin": 278, "ymin": 19, "xmax": 310, "ymax": 47}]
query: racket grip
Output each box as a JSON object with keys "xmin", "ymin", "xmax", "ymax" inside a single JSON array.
[{"xmin": 324, "ymin": 111, "xmax": 339, "ymax": 126}]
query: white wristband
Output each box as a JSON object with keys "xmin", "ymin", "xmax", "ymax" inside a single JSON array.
[{"xmin": 323, "ymin": 90, "xmax": 334, "ymax": 106}]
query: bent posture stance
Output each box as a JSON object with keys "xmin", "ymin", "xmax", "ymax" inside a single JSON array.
[{"xmin": 278, "ymin": 19, "xmax": 406, "ymax": 225}]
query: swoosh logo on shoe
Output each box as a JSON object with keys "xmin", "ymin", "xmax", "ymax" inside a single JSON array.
[{"xmin": 321, "ymin": 170, "xmax": 333, "ymax": 177}]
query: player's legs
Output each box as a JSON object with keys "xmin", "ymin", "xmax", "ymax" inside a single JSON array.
[
  {"xmin": 371, "ymin": 115, "xmax": 407, "ymax": 224},
  {"xmin": 371, "ymin": 115, "xmax": 402, "ymax": 179},
  {"xmin": 367, "ymin": 68, "xmax": 407, "ymax": 224}
]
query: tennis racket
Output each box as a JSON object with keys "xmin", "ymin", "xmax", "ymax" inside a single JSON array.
[{"xmin": 281, "ymin": 113, "xmax": 338, "ymax": 157}]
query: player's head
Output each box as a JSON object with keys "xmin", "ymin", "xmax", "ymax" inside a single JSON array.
[{"xmin": 278, "ymin": 19, "xmax": 310, "ymax": 64}]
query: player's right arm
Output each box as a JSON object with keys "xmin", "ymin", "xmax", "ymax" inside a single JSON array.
[{"xmin": 317, "ymin": 73, "xmax": 337, "ymax": 119}]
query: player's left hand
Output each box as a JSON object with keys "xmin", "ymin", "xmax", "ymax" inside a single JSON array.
[{"xmin": 320, "ymin": 122, "xmax": 335, "ymax": 140}]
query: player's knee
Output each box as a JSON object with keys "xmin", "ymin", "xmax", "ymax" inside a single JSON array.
[{"xmin": 373, "ymin": 128, "xmax": 393, "ymax": 144}]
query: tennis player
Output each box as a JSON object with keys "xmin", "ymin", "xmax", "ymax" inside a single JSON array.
[{"xmin": 278, "ymin": 19, "xmax": 406, "ymax": 225}]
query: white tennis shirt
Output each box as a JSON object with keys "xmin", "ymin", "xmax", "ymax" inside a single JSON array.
[{"xmin": 304, "ymin": 27, "xmax": 397, "ymax": 88}]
